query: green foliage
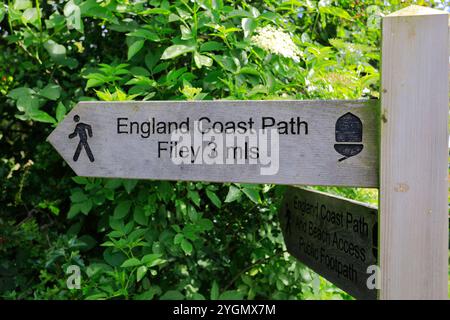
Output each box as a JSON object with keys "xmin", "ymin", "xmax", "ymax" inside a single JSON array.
[{"xmin": 1, "ymin": 0, "xmax": 446, "ymax": 300}]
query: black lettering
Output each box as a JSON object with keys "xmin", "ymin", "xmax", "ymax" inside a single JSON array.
[
  {"xmin": 297, "ymin": 117, "xmax": 308, "ymax": 135},
  {"xmin": 198, "ymin": 117, "xmax": 210, "ymax": 134},
  {"xmin": 158, "ymin": 141, "xmax": 168, "ymax": 158},
  {"xmin": 262, "ymin": 117, "xmax": 275, "ymax": 130},
  {"xmin": 117, "ymin": 117, "xmax": 128, "ymax": 134},
  {"xmin": 140, "ymin": 122, "xmax": 151, "ymax": 138}
]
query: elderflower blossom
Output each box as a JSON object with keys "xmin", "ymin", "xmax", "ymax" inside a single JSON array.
[{"xmin": 251, "ymin": 26, "xmax": 301, "ymax": 62}]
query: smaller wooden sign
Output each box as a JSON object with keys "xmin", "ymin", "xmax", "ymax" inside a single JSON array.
[{"xmin": 279, "ymin": 187, "xmax": 378, "ymax": 300}]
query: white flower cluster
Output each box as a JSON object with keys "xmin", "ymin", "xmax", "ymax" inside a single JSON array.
[{"xmin": 251, "ymin": 26, "xmax": 301, "ymax": 62}]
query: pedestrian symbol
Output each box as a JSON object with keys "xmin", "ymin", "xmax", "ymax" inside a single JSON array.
[{"xmin": 68, "ymin": 115, "xmax": 94, "ymax": 162}]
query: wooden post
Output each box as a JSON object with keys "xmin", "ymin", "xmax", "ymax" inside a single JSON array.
[{"xmin": 380, "ymin": 6, "xmax": 448, "ymax": 299}]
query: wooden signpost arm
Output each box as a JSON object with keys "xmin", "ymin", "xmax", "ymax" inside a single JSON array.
[{"xmin": 380, "ymin": 6, "xmax": 449, "ymax": 299}]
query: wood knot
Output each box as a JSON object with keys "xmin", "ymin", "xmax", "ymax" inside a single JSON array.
[{"xmin": 394, "ymin": 183, "xmax": 409, "ymax": 192}]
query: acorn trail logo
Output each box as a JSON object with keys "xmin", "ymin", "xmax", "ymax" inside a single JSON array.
[{"xmin": 334, "ymin": 113, "xmax": 363, "ymax": 162}]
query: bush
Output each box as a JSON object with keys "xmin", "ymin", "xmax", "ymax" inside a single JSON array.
[{"xmin": 0, "ymin": 0, "xmax": 442, "ymax": 300}]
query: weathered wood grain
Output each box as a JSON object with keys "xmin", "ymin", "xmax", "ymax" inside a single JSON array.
[
  {"xmin": 279, "ymin": 187, "xmax": 378, "ymax": 300},
  {"xmin": 47, "ymin": 99, "xmax": 379, "ymax": 187},
  {"xmin": 380, "ymin": 6, "xmax": 449, "ymax": 299}
]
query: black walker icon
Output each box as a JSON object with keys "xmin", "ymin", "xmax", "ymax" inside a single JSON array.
[{"xmin": 69, "ymin": 115, "xmax": 94, "ymax": 162}]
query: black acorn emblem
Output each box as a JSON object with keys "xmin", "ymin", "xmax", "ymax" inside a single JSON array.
[{"xmin": 334, "ymin": 112, "xmax": 363, "ymax": 162}]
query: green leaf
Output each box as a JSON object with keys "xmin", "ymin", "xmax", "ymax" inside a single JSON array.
[
  {"xmin": 139, "ymin": 8, "xmax": 171, "ymax": 15},
  {"xmin": 129, "ymin": 66, "xmax": 150, "ymax": 77},
  {"xmin": 16, "ymin": 94, "xmax": 39, "ymax": 113},
  {"xmin": 198, "ymin": 218, "xmax": 213, "ymax": 231},
  {"xmin": 160, "ymin": 290, "xmax": 184, "ymax": 300},
  {"xmin": 174, "ymin": 233, "xmax": 184, "ymax": 245},
  {"xmin": 145, "ymin": 51, "xmax": 161, "ymax": 71},
  {"xmin": 133, "ymin": 206, "xmax": 148, "ymax": 226},
  {"xmin": 279, "ymin": 274, "xmax": 289, "ymax": 286},
  {"xmin": 128, "ymin": 40, "xmax": 145, "ymax": 60},
  {"xmin": 103, "ymin": 247, "xmax": 126, "ymax": 267},
  {"xmin": 79, "ymin": 199, "xmax": 92, "ymax": 214},
  {"xmin": 161, "ymin": 44, "xmax": 196, "ymax": 60},
  {"xmin": 85, "ymin": 78, "xmax": 105, "ymax": 89},
  {"xmin": 157, "ymin": 181, "xmax": 173, "ymax": 202},
  {"xmin": 191, "ymin": 293, "xmax": 206, "ymax": 300},
  {"xmin": 135, "ymin": 286, "xmax": 161, "ymax": 300},
  {"xmin": 30, "ymin": 111, "xmax": 56, "ymax": 124},
  {"xmin": 45, "ymin": 14, "xmax": 66, "ymax": 29},
  {"xmin": 206, "ymin": 190, "xmax": 221, "ymax": 208},
  {"xmin": 319, "ymin": 6, "xmax": 353, "ymax": 21},
  {"xmin": 85, "ymin": 293, "xmax": 107, "ymax": 300},
  {"xmin": 180, "ymin": 239, "xmax": 193, "ymax": 255},
  {"xmin": 194, "ymin": 51, "xmax": 213, "ymax": 68},
  {"xmin": 14, "ymin": 0, "xmax": 32, "ymax": 10},
  {"xmin": 141, "ymin": 253, "xmax": 163, "ymax": 266},
  {"xmin": 127, "ymin": 29, "xmax": 159, "ymax": 41},
  {"xmin": 121, "ymin": 257, "xmax": 142, "ymax": 268},
  {"xmin": 227, "ymin": 9, "xmax": 253, "ymax": 18},
  {"xmin": 114, "ymin": 200, "xmax": 132, "ymax": 219},
  {"xmin": 72, "ymin": 177, "xmax": 88, "ymax": 185},
  {"xmin": 78, "ymin": 235, "xmax": 96, "ymax": 251},
  {"xmin": 187, "ymin": 190, "xmax": 201, "ymax": 207},
  {"xmin": 70, "ymin": 190, "xmax": 87, "ymax": 203},
  {"xmin": 55, "ymin": 102, "xmax": 66, "ymax": 122},
  {"xmin": 153, "ymin": 62, "xmax": 170, "ymax": 74},
  {"xmin": 44, "ymin": 40, "xmax": 67, "ymax": 64},
  {"xmin": 7, "ymin": 87, "xmax": 34, "ymax": 100},
  {"xmin": 218, "ymin": 290, "xmax": 244, "ymax": 300},
  {"xmin": 225, "ymin": 185, "xmax": 241, "ymax": 203},
  {"xmin": 105, "ymin": 179, "xmax": 122, "ymax": 190},
  {"xmin": 238, "ymin": 67, "xmax": 260, "ymax": 76},
  {"xmin": 22, "ymin": 8, "xmax": 38, "ymax": 24},
  {"xmin": 180, "ymin": 25, "xmax": 192, "ymax": 40},
  {"xmin": 106, "ymin": 231, "xmax": 123, "ymax": 238},
  {"xmin": 123, "ymin": 179, "xmax": 138, "ymax": 194},
  {"xmin": 241, "ymin": 18, "xmax": 256, "ymax": 38},
  {"xmin": 64, "ymin": 0, "xmax": 83, "ymax": 32},
  {"xmin": 188, "ymin": 206, "xmax": 199, "ymax": 222},
  {"xmin": 148, "ymin": 258, "xmax": 166, "ymax": 268},
  {"xmin": 80, "ymin": 1, "xmax": 116, "ymax": 21},
  {"xmin": 242, "ymin": 186, "xmax": 261, "ymax": 204},
  {"xmin": 67, "ymin": 203, "xmax": 82, "ymax": 219},
  {"xmin": 128, "ymin": 229, "xmax": 146, "ymax": 242},
  {"xmin": 210, "ymin": 281, "xmax": 219, "ymax": 300},
  {"xmin": 136, "ymin": 265, "xmax": 148, "ymax": 282},
  {"xmin": 200, "ymin": 41, "xmax": 224, "ymax": 52},
  {"xmin": 212, "ymin": 55, "xmax": 238, "ymax": 73},
  {"xmin": 40, "ymin": 84, "xmax": 61, "ymax": 100}
]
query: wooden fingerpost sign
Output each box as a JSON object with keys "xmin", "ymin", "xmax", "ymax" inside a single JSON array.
[
  {"xmin": 277, "ymin": 5, "xmax": 449, "ymax": 300},
  {"xmin": 48, "ymin": 100, "xmax": 379, "ymax": 187},
  {"xmin": 279, "ymin": 187, "xmax": 378, "ymax": 300},
  {"xmin": 379, "ymin": 6, "xmax": 448, "ymax": 299}
]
